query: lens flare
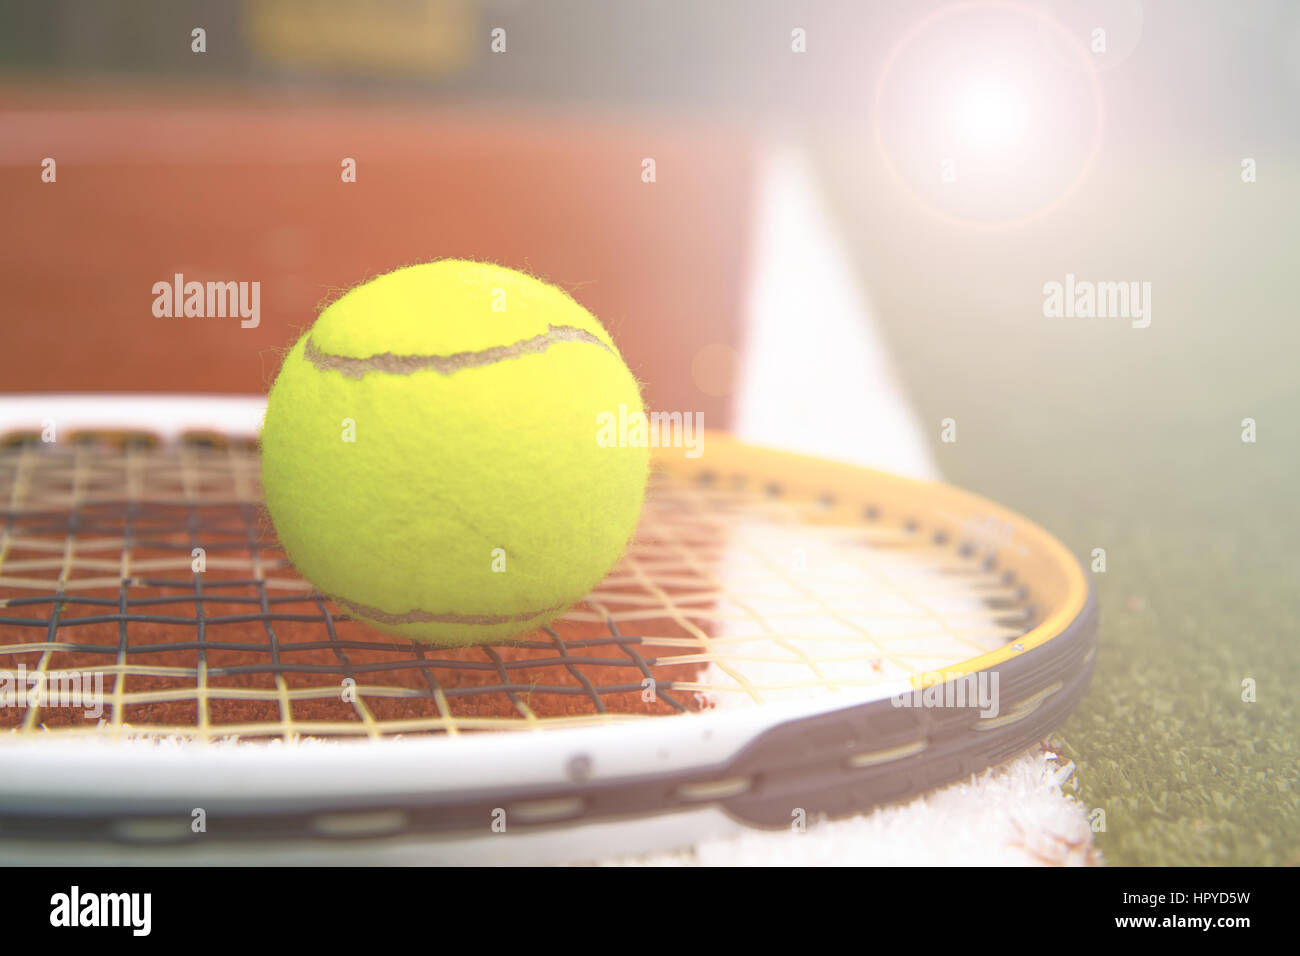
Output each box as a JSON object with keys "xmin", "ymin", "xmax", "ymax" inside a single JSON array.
[{"xmin": 953, "ymin": 79, "xmax": 1028, "ymax": 151}]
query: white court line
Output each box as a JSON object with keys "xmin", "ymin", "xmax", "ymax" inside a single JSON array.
[
  {"xmin": 661, "ymin": 142, "xmax": 1095, "ymax": 867},
  {"xmin": 0, "ymin": 393, "xmax": 265, "ymax": 437},
  {"xmin": 733, "ymin": 143, "xmax": 938, "ymax": 480}
]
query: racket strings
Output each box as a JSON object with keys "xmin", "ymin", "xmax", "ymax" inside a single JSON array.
[{"xmin": 0, "ymin": 434, "xmax": 1033, "ymax": 740}]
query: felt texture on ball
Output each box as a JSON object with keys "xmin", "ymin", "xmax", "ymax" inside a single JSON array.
[{"xmin": 260, "ymin": 260, "xmax": 649, "ymax": 645}]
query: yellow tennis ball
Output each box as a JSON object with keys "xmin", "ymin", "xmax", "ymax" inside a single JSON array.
[{"xmin": 260, "ymin": 260, "xmax": 649, "ymax": 645}]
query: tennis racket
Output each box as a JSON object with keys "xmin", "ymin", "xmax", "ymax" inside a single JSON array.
[{"xmin": 0, "ymin": 395, "xmax": 1096, "ymax": 864}]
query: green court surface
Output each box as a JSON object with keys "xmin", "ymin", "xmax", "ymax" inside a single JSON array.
[{"xmin": 821, "ymin": 146, "xmax": 1300, "ymax": 865}]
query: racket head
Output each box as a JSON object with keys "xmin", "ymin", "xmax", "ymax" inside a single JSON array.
[{"xmin": 0, "ymin": 399, "xmax": 1096, "ymax": 862}]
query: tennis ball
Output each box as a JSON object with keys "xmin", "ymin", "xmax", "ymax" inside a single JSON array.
[{"xmin": 260, "ymin": 260, "xmax": 649, "ymax": 645}]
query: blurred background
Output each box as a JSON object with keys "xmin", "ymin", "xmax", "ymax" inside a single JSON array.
[{"xmin": 1, "ymin": 0, "xmax": 1297, "ymax": 865}]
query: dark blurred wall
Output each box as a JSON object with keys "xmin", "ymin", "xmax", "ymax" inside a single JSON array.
[{"xmin": 1, "ymin": 0, "xmax": 1297, "ymax": 147}]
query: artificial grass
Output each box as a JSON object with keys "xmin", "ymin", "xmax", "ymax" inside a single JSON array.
[{"xmin": 818, "ymin": 144, "xmax": 1299, "ymax": 865}]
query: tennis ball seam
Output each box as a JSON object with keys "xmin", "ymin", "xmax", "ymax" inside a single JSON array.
[
  {"xmin": 334, "ymin": 595, "xmax": 566, "ymax": 627},
  {"xmin": 304, "ymin": 323, "xmax": 616, "ymax": 380}
]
